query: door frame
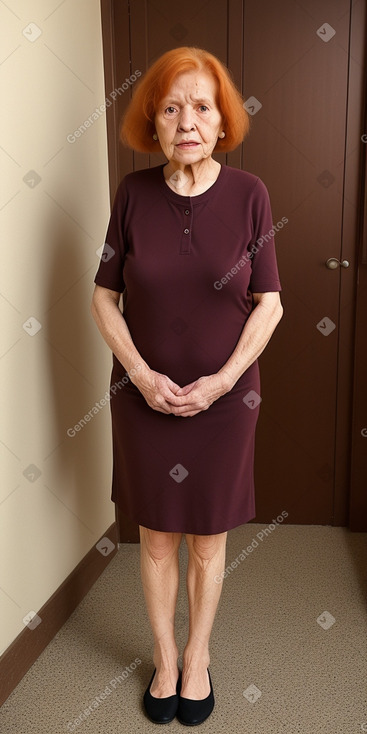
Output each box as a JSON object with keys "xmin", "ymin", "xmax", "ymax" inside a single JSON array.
[
  {"xmin": 349, "ymin": 1, "xmax": 367, "ymax": 531},
  {"xmin": 333, "ymin": 0, "xmax": 367, "ymax": 529}
]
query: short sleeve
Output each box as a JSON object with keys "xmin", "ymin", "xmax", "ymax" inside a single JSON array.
[
  {"xmin": 94, "ymin": 178, "xmax": 128, "ymax": 292},
  {"xmin": 248, "ymin": 178, "xmax": 282, "ymax": 293}
]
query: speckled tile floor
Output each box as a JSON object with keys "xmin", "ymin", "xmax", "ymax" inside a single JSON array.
[{"xmin": 0, "ymin": 524, "xmax": 366, "ymax": 733}]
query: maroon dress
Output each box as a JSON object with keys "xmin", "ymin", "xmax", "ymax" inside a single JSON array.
[{"xmin": 94, "ymin": 164, "xmax": 281, "ymax": 534}]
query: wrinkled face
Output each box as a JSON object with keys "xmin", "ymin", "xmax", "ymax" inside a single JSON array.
[{"xmin": 154, "ymin": 70, "xmax": 223, "ymax": 164}]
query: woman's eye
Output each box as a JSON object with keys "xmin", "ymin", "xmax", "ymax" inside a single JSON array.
[
  {"xmin": 165, "ymin": 106, "xmax": 176, "ymax": 114},
  {"xmin": 199, "ymin": 105, "xmax": 208, "ymax": 112}
]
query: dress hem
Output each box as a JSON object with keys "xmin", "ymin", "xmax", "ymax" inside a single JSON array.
[{"xmin": 111, "ymin": 498, "xmax": 256, "ymax": 536}]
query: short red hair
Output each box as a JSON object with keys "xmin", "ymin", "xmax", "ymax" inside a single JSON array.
[{"xmin": 120, "ymin": 47, "xmax": 250, "ymax": 153}]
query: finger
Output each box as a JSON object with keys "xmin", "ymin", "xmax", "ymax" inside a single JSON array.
[
  {"xmin": 147, "ymin": 394, "xmax": 175, "ymax": 414},
  {"xmin": 158, "ymin": 381, "xmax": 188, "ymax": 402},
  {"xmin": 171, "ymin": 402, "xmax": 207, "ymax": 415},
  {"xmin": 169, "ymin": 391, "xmax": 204, "ymax": 408},
  {"xmin": 164, "ymin": 392, "xmax": 193, "ymax": 406},
  {"xmin": 174, "ymin": 381, "xmax": 197, "ymax": 396},
  {"xmin": 153, "ymin": 403, "xmax": 173, "ymax": 414},
  {"xmin": 167, "ymin": 400, "xmax": 197, "ymax": 412},
  {"xmin": 158, "ymin": 395, "xmax": 179, "ymax": 412},
  {"xmin": 166, "ymin": 379, "xmax": 184, "ymax": 394},
  {"xmin": 160, "ymin": 375, "xmax": 183, "ymax": 392}
]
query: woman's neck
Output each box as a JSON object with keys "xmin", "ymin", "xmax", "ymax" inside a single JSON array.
[{"xmin": 163, "ymin": 158, "xmax": 221, "ymax": 196}]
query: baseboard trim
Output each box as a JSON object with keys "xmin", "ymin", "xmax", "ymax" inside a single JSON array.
[{"xmin": 0, "ymin": 522, "xmax": 118, "ymax": 707}]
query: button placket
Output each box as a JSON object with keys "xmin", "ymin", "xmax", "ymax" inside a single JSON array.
[{"xmin": 180, "ymin": 204, "xmax": 193, "ymax": 254}]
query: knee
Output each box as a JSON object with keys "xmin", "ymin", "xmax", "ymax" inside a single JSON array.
[
  {"xmin": 187, "ymin": 532, "xmax": 227, "ymax": 563},
  {"xmin": 140, "ymin": 526, "xmax": 181, "ymax": 562}
]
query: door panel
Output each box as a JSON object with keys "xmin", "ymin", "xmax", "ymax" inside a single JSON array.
[
  {"xmin": 100, "ymin": 0, "xmax": 364, "ymax": 539},
  {"xmin": 242, "ymin": 0, "xmax": 350, "ymax": 523}
]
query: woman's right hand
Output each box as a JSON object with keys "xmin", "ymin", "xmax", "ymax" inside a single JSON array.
[{"xmin": 132, "ymin": 368, "xmax": 184, "ymax": 414}]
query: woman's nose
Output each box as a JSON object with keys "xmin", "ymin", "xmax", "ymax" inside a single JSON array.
[{"xmin": 178, "ymin": 107, "xmax": 195, "ymax": 130}]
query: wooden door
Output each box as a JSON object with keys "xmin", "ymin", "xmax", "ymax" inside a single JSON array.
[{"xmin": 100, "ymin": 0, "xmax": 366, "ymax": 540}]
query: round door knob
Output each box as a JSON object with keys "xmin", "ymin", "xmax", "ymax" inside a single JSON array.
[{"xmin": 326, "ymin": 258, "xmax": 350, "ymax": 269}]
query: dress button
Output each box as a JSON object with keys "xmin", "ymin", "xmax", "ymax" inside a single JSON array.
[
  {"xmin": 184, "ymin": 228, "xmax": 190, "ymax": 234},
  {"xmin": 184, "ymin": 209, "xmax": 190, "ymax": 215}
]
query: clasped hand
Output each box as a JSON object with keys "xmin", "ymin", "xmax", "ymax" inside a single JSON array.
[{"xmin": 135, "ymin": 369, "xmax": 233, "ymax": 417}]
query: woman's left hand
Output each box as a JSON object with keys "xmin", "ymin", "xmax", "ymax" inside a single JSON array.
[{"xmin": 167, "ymin": 372, "xmax": 232, "ymax": 417}]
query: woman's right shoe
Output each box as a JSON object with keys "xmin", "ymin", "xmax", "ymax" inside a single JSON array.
[
  {"xmin": 143, "ymin": 668, "xmax": 181, "ymax": 724},
  {"xmin": 176, "ymin": 668, "xmax": 215, "ymax": 726}
]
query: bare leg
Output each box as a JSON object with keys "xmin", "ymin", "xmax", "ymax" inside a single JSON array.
[
  {"xmin": 181, "ymin": 531, "xmax": 227, "ymax": 699},
  {"xmin": 139, "ymin": 525, "xmax": 182, "ymax": 697}
]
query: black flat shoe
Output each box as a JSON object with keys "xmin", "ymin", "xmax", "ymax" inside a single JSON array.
[
  {"xmin": 177, "ymin": 668, "xmax": 214, "ymax": 726},
  {"xmin": 143, "ymin": 668, "xmax": 182, "ymax": 724}
]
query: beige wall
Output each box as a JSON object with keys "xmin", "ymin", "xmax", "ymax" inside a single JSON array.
[{"xmin": 0, "ymin": 0, "xmax": 115, "ymax": 654}]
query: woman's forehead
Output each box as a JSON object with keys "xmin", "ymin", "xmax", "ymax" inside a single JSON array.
[{"xmin": 161, "ymin": 70, "xmax": 218, "ymax": 102}]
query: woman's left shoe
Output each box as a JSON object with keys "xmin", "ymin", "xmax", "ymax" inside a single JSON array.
[{"xmin": 176, "ymin": 668, "xmax": 215, "ymax": 726}]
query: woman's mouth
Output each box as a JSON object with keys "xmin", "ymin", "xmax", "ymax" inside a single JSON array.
[{"xmin": 176, "ymin": 142, "xmax": 200, "ymax": 148}]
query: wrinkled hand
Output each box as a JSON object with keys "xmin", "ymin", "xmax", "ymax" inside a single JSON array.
[
  {"xmin": 133, "ymin": 369, "xmax": 185, "ymax": 414},
  {"xmin": 134, "ymin": 370, "xmax": 232, "ymax": 417},
  {"xmin": 168, "ymin": 373, "xmax": 232, "ymax": 417}
]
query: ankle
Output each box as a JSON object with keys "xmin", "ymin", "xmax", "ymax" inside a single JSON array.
[
  {"xmin": 153, "ymin": 644, "xmax": 179, "ymax": 670},
  {"xmin": 182, "ymin": 646, "xmax": 210, "ymax": 670}
]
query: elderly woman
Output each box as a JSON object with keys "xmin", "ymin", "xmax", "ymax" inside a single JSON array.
[{"xmin": 92, "ymin": 46, "xmax": 282, "ymax": 726}]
